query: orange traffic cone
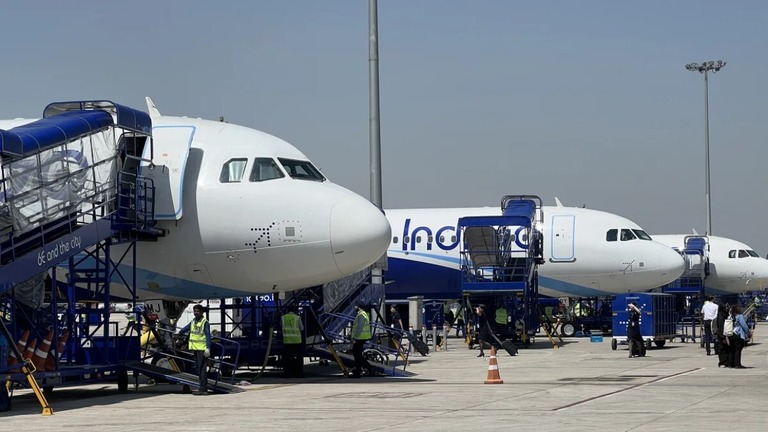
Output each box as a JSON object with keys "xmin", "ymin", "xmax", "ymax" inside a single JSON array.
[
  {"xmin": 484, "ymin": 346, "xmax": 504, "ymax": 384},
  {"xmin": 32, "ymin": 328, "xmax": 54, "ymax": 371},
  {"xmin": 23, "ymin": 338, "xmax": 38, "ymax": 361},
  {"xmin": 7, "ymin": 330, "xmax": 30, "ymax": 367},
  {"xmin": 46, "ymin": 330, "xmax": 69, "ymax": 371}
]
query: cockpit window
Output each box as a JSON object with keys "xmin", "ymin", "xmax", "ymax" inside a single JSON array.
[
  {"xmin": 620, "ymin": 229, "xmax": 636, "ymax": 241},
  {"xmin": 632, "ymin": 229, "xmax": 652, "ymax": 240},
  {"xmin": 219, "ymin": 158, "xmax": 248, "ymax": 183},
  {"xmin": 606, "ymin": 229, "xmax": 617, "ymax": 242},
  {"xmin": 278, "ymin": 158, "xmax": 325, "ymax": 182},
  {"xmin": 249, "ymin": 158, "xmax": 285, "ymax": 182},
  {"xmin": 748, "ymin": 250, "xmax": 760, "ymax": 257},
  {"xmin": 738, "ymin": 250, "xmax": 749, "ymax": 258},
  {"xmin": 729, "ymin": 250, "xmax": 737, "ymax": 258}
]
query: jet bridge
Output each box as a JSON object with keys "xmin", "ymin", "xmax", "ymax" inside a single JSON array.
[
  {"xmin": 458, "ymin": 195, "xmax": 544, "ymax": 345},
  {"xmin": 0, "ymin": 100, "xmax": 160, "ymax": 414}
]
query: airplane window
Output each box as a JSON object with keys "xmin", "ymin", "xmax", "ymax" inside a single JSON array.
[
  {"xmin": 729, "ymin": 250, "xmax": 737, "ymax": 258},
  {"xmin": 277, "ymin": 158, "xmax": 326, "ymax": 182},
  {"xmin": 606, "ymin": 229, "xmax": 617, "ymax": 242},
  {"xmin": 620, "ymin": 229, "xmax": 636, "ymax": 241},
  {"xmin": 219, "ymin": 158, "xmax": 248, "ymax": 183},
  {"xmin": 632, "ymin": 230, "xmax": 652, "ymax": 241},
  {"xmin": 249, "ymin": 158, "xmax": 285, "ymax": 182},
  {"xmin": 403, "ymin": 236, "xmax": 410, "ymax": 244},
  {"xmin": 427, "ymin": 235, "xmax": 433, "ymax": 243},
  {"xmin": 416, "ymin": 236, "xmax": 422, "ymax": 244},
  {"xmin": 451, "ymin": 235, "xmax": 457, "ymax": 242},
  {"xmin": 392, "ymin": 236, "xmax": 398, "ymax": 244},
  {"xmin": 748, "ymin": 250, "xmax": 759, "ymax": 257},
  {"xmin": 738, "ymin": 250, "xmax": 749, "ymax": 258},
  {"xmin": 439, "ymin": 235, "xmax": 445, "ymax": 242}
]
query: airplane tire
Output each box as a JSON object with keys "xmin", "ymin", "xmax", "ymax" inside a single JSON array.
[
  {"xmin": 654, "ymin": 340, "xmax": 666, "ymax": 348},
  {"xmin": 611, "ymin": 339, "xmax": 617, "ymax": 351},
  {"xmin": 645, "ymin": 339, "xmax": 652, "ymax": 350},
  {"xmin": 561, "ymin": 322, "xmax": 576, "ymax": 338}
]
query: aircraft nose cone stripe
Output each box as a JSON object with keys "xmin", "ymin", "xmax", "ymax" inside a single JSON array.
[{"xmin": 329, "ymin": 196, "xmax": 391, "ymax": 275}]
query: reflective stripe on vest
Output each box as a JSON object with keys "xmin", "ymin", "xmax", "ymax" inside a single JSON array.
[
  {"xmin": 189, "ymin": 318, "xmax": 208, "ymax": 351},
  {"xmin": 354, "ymin": 310, "xmax": 372, "ymax": 340},
  {"xmin": 282, "ymin": 312, "xmax": 301, "ymax": 344}
]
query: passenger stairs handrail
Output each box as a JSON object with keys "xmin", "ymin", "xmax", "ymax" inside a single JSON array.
[
  {"xmin": 316, "ymin": 312, "xmax": 409, "ymax": 372},
  {"xmin": 147, "ymin": 323, "xmax": 241, "ymax": 385}
]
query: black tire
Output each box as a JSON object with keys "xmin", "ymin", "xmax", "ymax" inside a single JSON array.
[
  {"xmin": 646, "ymin": 339, "xmax": 652, "ymax": 350},
  {"xmin": 611, "ymin": 339, "xmax": 617, "ymax": 351},
  {"xmin": 561, "ymin": 322, "xmax": 576, "ymax": 337},
  {"xmin": 654, "ymin": 340, "xmax": 666, "ymax": 348}
]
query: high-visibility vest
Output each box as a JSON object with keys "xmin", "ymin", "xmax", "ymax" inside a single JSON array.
[
  {"xmin": 282, "ymin": 312, "xmax": 302, "ymax": 344},
  {"xmin": 353, "ymin": 310, "xmax": 372, "ymax": 340},
  {"xmin": 188, "ymin": 318, "xmax": 208, "ymax": 351},
  {"xmin": 495, "ymin": 307, "xmax": 508, "ymax": 325}
]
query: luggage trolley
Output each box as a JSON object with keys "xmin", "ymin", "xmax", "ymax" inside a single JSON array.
[{"xmin": 611, "ymin": 293, "xmax": 676, "ymax": 351}]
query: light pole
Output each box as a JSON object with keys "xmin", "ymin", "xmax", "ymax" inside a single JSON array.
[{"xmin": 686, "ymin": 60, "xmax": 725, "ymax": 235}]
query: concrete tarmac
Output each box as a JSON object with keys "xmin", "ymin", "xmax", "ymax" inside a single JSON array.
[{"xmin": 2, "ymin": 324, "xmax": 767, "ymax": 431}]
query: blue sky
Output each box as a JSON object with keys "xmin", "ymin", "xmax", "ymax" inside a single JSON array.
[{"xmin": 2, "ymin": 1, "xmax": 767, "ymax": 253}]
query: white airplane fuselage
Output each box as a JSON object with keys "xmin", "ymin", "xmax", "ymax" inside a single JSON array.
[
  {"xmin": 384, "ymin": 206, "xmax": 685, "ymax": 299},
  {"xmin": 653, "ymin": 234, "xmax": 768, "ymax": 295},
  {"xmin": 0, "ymin": 115, "xmax": 391, "ymax": 300}
]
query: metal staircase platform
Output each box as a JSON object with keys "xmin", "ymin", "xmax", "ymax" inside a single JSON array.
[{"xmin": 124, "ymin": 362, "xmax": 245, "ymax": 394}]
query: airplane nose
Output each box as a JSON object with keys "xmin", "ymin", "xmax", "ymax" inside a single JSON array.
[
  {"xmin": 330, "ymin": 195, "xmax": 391, "ymax": 275},
  {"xmin": 655, "ymin": 243, "xmax": 686, "ymax": 285}
]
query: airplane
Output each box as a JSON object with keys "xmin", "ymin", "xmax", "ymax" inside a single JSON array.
[
  {"xmin": 0, "ymin": 98, "xmax": 391, "ymax": 302},
  {"xmin": 549, "ymin": 198, "xmax": 768, "ymax": 296},
  {"xmin": 383, "ymin": 205, "xmax": 686, "ymax": 300},
  {"xmin": 652, "ymin": 234, "xmax": 768, "ymax": 295}
]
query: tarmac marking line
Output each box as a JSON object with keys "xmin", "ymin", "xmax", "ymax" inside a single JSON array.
[{"xmin": 552, "ymin": 368, "xmax": 702, "ymax": 412}]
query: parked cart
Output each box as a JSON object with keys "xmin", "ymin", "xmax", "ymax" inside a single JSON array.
[{"xmin": 611, "ymin": 293, "xmax": 676, "ymax": 351}]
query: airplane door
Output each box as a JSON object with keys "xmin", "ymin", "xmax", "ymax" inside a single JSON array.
[
  {"xmin": 550, "ymin": 214, "xmax": 576, "ymax": 262},
  {"xmin": 139, "ymin": 125, "xmax": 195, "ymax": 220}
]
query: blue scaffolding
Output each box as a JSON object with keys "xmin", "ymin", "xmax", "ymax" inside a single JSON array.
[
  {"xmin": 458, "ymin": 195, "xmax": 544, "ymax": 346},
  {"xmin": 661, "ymin": 235, "xmax": 709, "ymax": 342},
  {"xmin": 0, "ymin": 100, "xmax": 158, "ymax": 415}
]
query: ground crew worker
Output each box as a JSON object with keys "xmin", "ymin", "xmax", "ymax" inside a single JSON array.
[
  {"xmin": 179, "ymin": 304, "xmax": 211, "ymax": 395},
  {"xmin": 350, "ymin": 300, "xmax": 372, "ymax": 378},
  {"xmin": 701, "ymin": 296, "xmax": 718, "ymax": 356},
  {"xmin": 281, "ymin": 306, "xmax": 304, "ymax": 378}
]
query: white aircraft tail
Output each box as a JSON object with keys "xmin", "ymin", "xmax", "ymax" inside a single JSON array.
[{"xmin": 145, "ymin": 97, "xmax": 162, "ymax": 118}]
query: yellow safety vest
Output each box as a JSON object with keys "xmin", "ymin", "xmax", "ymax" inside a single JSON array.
[
  {"xmin": 574, "ymin": 303, "xmax": 585, "ymax": 317},
  {"xmin": 282, "ymin": 312, "xmax": 302, "ymax": 344},
  {"xmin": 495, "ymin": 307, "xmax": 508, "ymax": 325},
  {"xmin": 352, "ymin": 310, "xmax": 372, "ymax": 340},
  {"xmin": 188, "ymin": 318, "xmax": 208, "ymax": 351}
]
